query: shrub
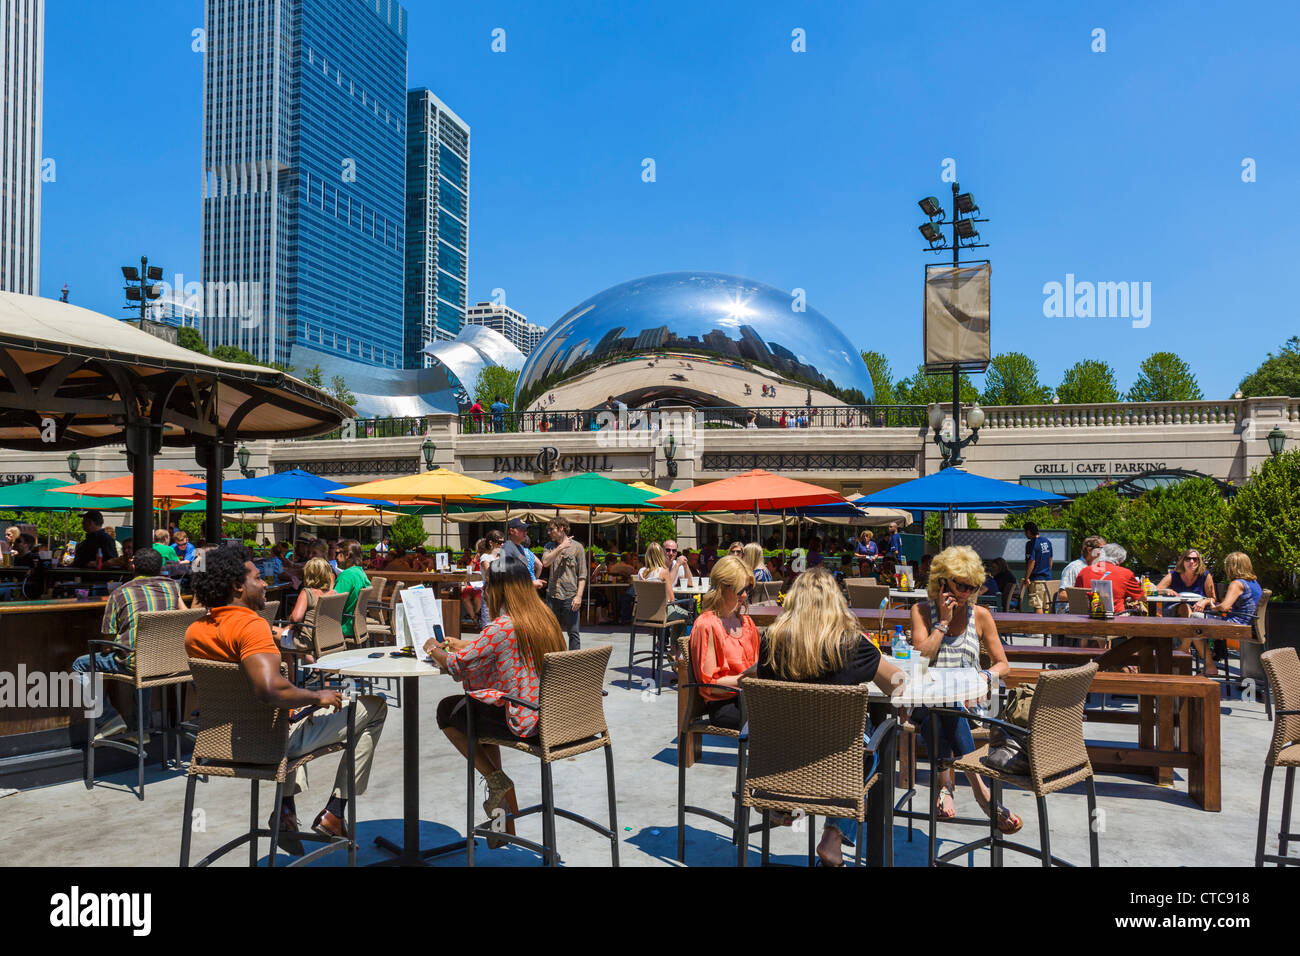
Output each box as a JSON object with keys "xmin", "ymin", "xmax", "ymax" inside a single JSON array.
[
  {"xmin": 1223, "ymin": 449, "xmax": 1300, "ymax": 600},
  {"xmin": 388, "ymin": 513, "xmax": 429, "ymax": 551},
  {"xmin": 637, "ymin": 512, "xmax": 677, "ymax": 545}
]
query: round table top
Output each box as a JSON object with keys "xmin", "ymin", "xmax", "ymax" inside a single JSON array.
[
  {"xmin": 314, "ymin": 649, "xmax": 443, "ymax": 679},
  {"xmin": 867, "ymin": 665, "xmax": 988, "ymax": 708},
  {"xmin": 1145, "ymin": 593, "xmax": 1202, "ymax": 603},
  {"xmin": 889, "ymin": 589, "xmax": 929, "ymax": 600}
]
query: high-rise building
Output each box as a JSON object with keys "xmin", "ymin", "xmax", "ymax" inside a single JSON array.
[
  {"xmin": 1, "ymin": 0, "xmax": 44, "ymax": 296},
  {"xmin": 202, "ymin": 0, "xmax": 408, "ymax": 368},
  {"xmin": 464, "ymin": 300, "xmax": 547, "ymax": 356},
  {"xmin": 404, "ymin": 88, "xmax": 469, "ymax": 367}
]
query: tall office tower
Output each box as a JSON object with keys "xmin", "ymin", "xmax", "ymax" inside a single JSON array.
[
  {"xmin": 0, "ymin": 0, "xmax": 44, "ymax": 295},
  {"xmin": 202, "ymin": 0, "xmax": 408, "ymax": 368},
  {"xmin": 404, "ymin": 88, "xmax": 469, "ymax": 367},
  {"xmin": 465, "ymin": 300, "xmax": 546, "ymax": 356}
]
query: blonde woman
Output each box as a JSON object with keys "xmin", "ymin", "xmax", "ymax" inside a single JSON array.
[
  {"xmin": 759, "ymin": 567, "xmax": 903, "ymax": 865},
  {"xmin": 908, "ymin": 545, "xmax": 1018, "ymax": 832},
  {"xmin": 274, "ymin": 557, "xmax": 335, "ymax": 663},
  {"xmin": 639, "ymin": 541, "xmax": 694, "ymax": 625},
  {"xmin": 1194, "ymin": 552, "xmax": 1263, "ymax": 624},
  {"xmin": 855, "ymin": 529, "xmax": 878, "ymax": 575},
  {"xmin": 742, "ymin": 542, "xmax": 772, "ymax": 582},
  {"xmin": 687, "ymin": 555, "xmax": 759, "ymax": 729}
]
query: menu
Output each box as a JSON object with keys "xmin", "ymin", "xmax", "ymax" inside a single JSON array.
[{"xmin": 395, "ymin": 584, "xmax": 445, "ymax": 650}]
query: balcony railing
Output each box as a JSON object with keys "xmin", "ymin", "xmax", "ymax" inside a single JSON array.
[
  {"xmin": 458, "ymin": 404, "xmax": 929, "ymax": 434},
  {"xmin": 978, "ymin": 400, "xmax": 1246, "ymax": 429}
]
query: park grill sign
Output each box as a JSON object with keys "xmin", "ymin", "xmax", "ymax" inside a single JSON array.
[{"xmin": 493, "ymin": 447, "xmax": 612, "ymax": 475}]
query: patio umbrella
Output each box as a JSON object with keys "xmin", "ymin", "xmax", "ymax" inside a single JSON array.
[
  {"xmin": 52, "ymin": 470, "xmax": 270, "ymax": 541},
  {"xmin": 857, "ymin": 467, "xmax": 1069, "ymax": 550},
  {"xmin": 344, "ymin": 468, "xmax": 508, "ymax": 548},
  {"xmin": 651, "ymin": 468, "xmax": 846, "ymax": 543},
  {"xmin": 0, "ymin": 478, "xmax": 134, "ymax": 549}
]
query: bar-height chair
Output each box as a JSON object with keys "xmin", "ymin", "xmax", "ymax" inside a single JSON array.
[
  {"xmin": 845, "ymin": 581, "xmax": 890, "ymax": 611},
  {"xmin": 676, "ymin": 635, "xmax": 755, "ymax": 863},
  {"xmin": 1256, "ymin": 648, "xmax": 1300, "ymax": 866},
  {"xmin": 935, "ymin": 662, "xmax": 1100, "ymax": 867},
  {"xmin": 626, "ymin": 578, "xmax": 687, "ymax": 694},
  {"xmin": 465, "ymin": 645, "xmax": 619, "ymax": 867},
  {"xmin": 1217, "ymin": 588, "xmax": 1272, "ymax": 706},
  {"xmin": 179, "ymin": 659, "xmax": 356, "ymax": 867},
  {"xmin": 85, "ymin": 608, "xmax": 205, "ymax": 799},
  {"xmin": 286, "ymin": 591, "xmax": 349, "ymax": 689},
  {"xmin": 753, "ymin": 581, "xmax": 783, "ymax": 603},
  {"xmin": 736, "ymin": 678, "xmax": 897, "ymax": 867},
  {"xmin": 345, "ymin": 586, "xmax": 375, "ymax": 649},
  {"xmin": 365, "ymin": 581, "xmax": 405, "ymax": 644}
]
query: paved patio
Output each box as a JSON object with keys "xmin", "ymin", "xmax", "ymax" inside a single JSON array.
[{"xmin": 0, "ymin": 625, "xmax": 1279, "ymax": 867}]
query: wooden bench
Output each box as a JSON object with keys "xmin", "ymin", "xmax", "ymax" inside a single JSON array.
[
  {"xmin": 1002, "ymin": 668, "xmax": 1221, "ymax": 811},
  {"xmin": 1000, "ymin": 645, "xmax": 1194, "ymax": 675}
]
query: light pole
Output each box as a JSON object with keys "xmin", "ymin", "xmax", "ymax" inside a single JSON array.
[
  {"xmin": 422, "ymin": 438, "xmax": 436, "ymax": 471},
  {"xmin": 918, "ymin": 182, "xmax": 990, "ymax": 470},
  {"xmin": 122, "ymin": 256, "xmax": 164, "ymax": 322},
  {"xmin": 237, "ymin": 445, "xmax": 255, "ymax": 478},
  {"xmin": 1267, "ymin": 426, "xmax": 1287, "ymax": 457}
]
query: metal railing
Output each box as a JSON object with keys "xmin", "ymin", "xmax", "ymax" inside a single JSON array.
[
  {"xmin": 458, "ymin": 404, "xmax": 929, "ymax": 434},
  {"xmin": 295, "ymin": 416, "xmax": 433, "ymax": 442}
]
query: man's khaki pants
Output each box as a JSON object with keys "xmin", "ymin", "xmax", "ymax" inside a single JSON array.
[
  {"xmin": 1024, "ymin": 580, "xmax": 1052, "ymax": 613},
  {"xmin": 287, "ymin": 695, "xmax": 388, "ymax": 799}
]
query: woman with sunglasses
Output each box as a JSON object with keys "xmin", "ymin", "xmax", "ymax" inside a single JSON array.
[
  {"xmin": 908, "ymin": 546, "xmax": 1018, "ymax": 832},
  {"xmin": 1155, "ymin": 549, "xmax": 1218, "ymax": 673},
  {"xmin": 688, "ymin": 555, "xmax": 759, "ymax": 730}
]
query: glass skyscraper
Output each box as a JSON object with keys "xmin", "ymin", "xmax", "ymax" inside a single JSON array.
[
  {"xmin": 404, "ymin": 88, "xmax": 469, "ymax": 367},
  {"xmin": 1, "ymin": 0, "xmax": 43, "ymax": 296},
  {"xmin": 202, "ymin": 0, "xmax": 408, "ymax": 368}
]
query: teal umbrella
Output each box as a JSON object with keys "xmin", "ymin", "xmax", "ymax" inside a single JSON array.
[{"xmin": 0, "ymin": 478, "xmax": 133, "ymax": 550}]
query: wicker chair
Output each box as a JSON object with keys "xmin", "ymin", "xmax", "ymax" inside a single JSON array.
[
  {"xmin": 345, "ymin": 586, "xmax": 375, "ymax": 649},
  {"xmin": 1256, "ymin": 648, "xmax": 1300, "ymax": 866},
  {"xmin": 937, "ymin": 662, "xmax": 1100, "ymax": 867},
  {"xmin": 85, "ymin": 608, "xmax": 206, "ymax": 799},
  {"xmin": 179, "ymin": 658, "xmax": 356, "ymax": 867},
  {"xmin": 365, "ymin": 581, "xmax": 405, "ymax": 644},
  {"xmin": 367, "ymin": 576, "xmax": 388, "ymax": 608},
  {"xmin": 845, "ymin": 581, "xmax": 891, "ymax": 610},
  {"xmin": 1223, "ymin": 589, "xmax": 1272, "ymax": 710},
  {"xmin": 626, "ymin": 578, "xmax": 688, "ymax": 695},
  {"xmin": 736, "ymin": 677, "xmax": 897, "ymax": 867},
  {"xmin": 257, "ymin": 601, "xmax": 280, "ymax": 626},
  {"xmin": 753, "ymin": 581, "xmax": 783, "ymax": 603},
  {"xmin": 675, "ymin": 635, "xmax": 754, "ymax": 863},
  {"xmin": 465, "ymin": 645, "xmax": 618, "ymax": 867}
]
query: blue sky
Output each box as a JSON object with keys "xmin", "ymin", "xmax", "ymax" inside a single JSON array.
[{"xmin": 39, "ymin": 0, "xmax": 1300, "ymax": 399}]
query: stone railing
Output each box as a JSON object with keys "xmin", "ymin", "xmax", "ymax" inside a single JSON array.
[
  {"xmin": 1288, "ymin": 399, "xmax": 1300, "ymax": 422},
  {"xmin": 978, "ymin": 400, "xmax": 1245, "ymax": 429}
]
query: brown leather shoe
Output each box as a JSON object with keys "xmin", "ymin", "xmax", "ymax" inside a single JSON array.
[
  {"xmin": 312, "ymin": 808, "xmax": 349, "ymax": 841},
  {"xmin": 269, "ymin": 805, "xmax": 305, "ymax": 856}
]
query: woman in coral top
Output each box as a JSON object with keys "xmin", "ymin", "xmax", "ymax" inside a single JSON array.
[{"xmin": 689, "ymin": 555, "xmax": 760, "ymax": 730}]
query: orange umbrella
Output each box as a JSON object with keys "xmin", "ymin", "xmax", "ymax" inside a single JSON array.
[
  {"xmin": 52, "ymin": 469, "xmax": 269, "ymax": 509},
  {"xmin": 652, "ymin": 468, "xmax": 848, "ymax": 547}
]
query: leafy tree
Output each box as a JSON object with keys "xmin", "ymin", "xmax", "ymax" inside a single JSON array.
[
  {"xmin": 637, "ymin": 512, "xmax": 677, "ymax": 546},
  {"xmin": 210, "ymin": 344, "xmax": 260, "ymax": 365},
  {"xmin": 177, "ymin": 327, "xmax": 209, "ymax": 355},
  {"xmin": 979, "ymin": 352, "xmax": 1053, "ymax": 407},
  {"xmin": 330, "ymin": 375, "xmax": 357, "ymax": 407},
  {"xmin": 304, "ymin": 364, "xmax": 325, "ymax": 389},
  {"xmin": 1223, "ymin": 449, "xmax": 1300, "ymax": 600},
  {"xmin": 860, "ymin": 350, "xmax": 896, "ymax": 405},
  {"xmin": 388, "ymin": 513, "xmax": 429, "ymax": 551},
  {"xmin": 1060, "ymin": 486, "xmax": 1127, "ymax": 552},
  {"xmin": 1121, "ymin": 479, "xmax": 1229, "ymax": 576},
  {"xmin": 1057, "ymin": 359, "xmax": 1121, "ymax": 405},
  {"xmin": 178, "ymin": 511, "xmax": 256, "ymax": 544},
  {"xmin": 1127, "ymin": 352, "xmax": 1203, "ymax": 402},
  {"xmin": 1000, "ymin": 506, "xmax": 1068, "ymax": 532},
  {"xmin": 894, "ymin": 363, "xmax": 979, "ymax": 406},
  {"xmin": 472, "ymin": 365, "xmax": 521, "ymax": 409},
  {"xmin": 1238, "ymin": 336, "xmax": 1300, "ymax": 398}
]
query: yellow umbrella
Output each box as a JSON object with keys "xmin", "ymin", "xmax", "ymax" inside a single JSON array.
[{"xmin": 344, "ymin": 468, "xmax": 505, "ymax": 548}]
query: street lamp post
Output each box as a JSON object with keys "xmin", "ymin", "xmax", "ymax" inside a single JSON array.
[
  {"xmin": 237, "ymin": 445, "xmax": 255, "ymax": 478},
  {"xmin": 66, "ymin": 451, "xmax": 86, "ymax": 484},
  {"xmin": 422, "ymin": 438, "xmax": 436, "ymax": 471},
  {"xmin": 122, "ymin": 256, "xmax": 164, "ymax": 323},
  {"xmin": 1267, "ymin": 425, "xmax": 1287, "ymax": 457}
]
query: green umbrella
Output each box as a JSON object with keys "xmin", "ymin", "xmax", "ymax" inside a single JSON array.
[{"xmin": 0, "ymin": 478, "xmax": 132, "ymax": 512}]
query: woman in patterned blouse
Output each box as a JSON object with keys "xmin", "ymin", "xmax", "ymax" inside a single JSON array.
[{"xmin": 426, "ymin": 553, "xmax": 566, "ymax": 847}]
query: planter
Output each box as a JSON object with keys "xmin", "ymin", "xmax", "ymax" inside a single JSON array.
[{"xmin": 1241, "ymin": 600, "xmax": 1300, "ymax": 683}]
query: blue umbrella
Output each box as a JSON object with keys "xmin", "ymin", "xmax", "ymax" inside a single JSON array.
[{"xmin": 856, "ymin": 468, "xmax": 1069, "ymax": 512}]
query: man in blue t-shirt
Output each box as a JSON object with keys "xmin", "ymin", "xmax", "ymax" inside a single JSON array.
[
  {"xmin": 490, "ymin": 396, "xmax": 508, "ymax": 433},
  {"xmin": 884, "ymin": 521, "xmax": 904, "ymax": 563},
  {"xmin": 1020, "ymin": 522, "xmax": 1054, "ymax": 613}
]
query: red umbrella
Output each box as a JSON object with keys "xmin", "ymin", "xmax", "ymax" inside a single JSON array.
[{"xmin": 651, "ymin": 469, "xmax": 848, "ymax": 546}]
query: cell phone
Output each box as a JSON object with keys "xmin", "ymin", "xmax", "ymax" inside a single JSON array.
[{"xmin": 432, "ymin": 623, "xmax": 445, "ymax": 643}]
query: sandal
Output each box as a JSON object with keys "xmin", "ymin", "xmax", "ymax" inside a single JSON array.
[
  {"xmin": 993, "ymin": 803, "xmax": 1023, "ymax": 834},
  {"xmin": 936, "ymin": 786, "xmax": 956, "ymax": 820}
]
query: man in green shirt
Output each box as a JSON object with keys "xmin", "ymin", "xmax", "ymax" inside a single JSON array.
[
  {"xmin": 152, "ymin": 528, "xmax": 180, "ymax": 564},
  {"xmin": 333, "ymin": 540, "xmax": 370, "ymax": 640}
]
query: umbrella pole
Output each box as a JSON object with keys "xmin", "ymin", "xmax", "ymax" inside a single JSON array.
[{"xmin": 781, "ymin": 509, "xmax": 786, "ymax": 562}]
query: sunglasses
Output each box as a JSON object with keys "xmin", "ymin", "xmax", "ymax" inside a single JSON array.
[
  {"xmin": 664, "ymin": 547, "xmax": 679, "ymax": 553},
  {"xmin": 946, "ymin": 579, "xmax": 978, "ymax": 594}
]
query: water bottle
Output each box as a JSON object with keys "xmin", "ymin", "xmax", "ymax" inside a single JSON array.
[{"xmin": 892, "ymin": 624, "xmax": 911, "ymax": 661}]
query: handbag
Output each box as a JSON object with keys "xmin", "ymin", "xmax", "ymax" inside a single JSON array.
[{"xmin": 982, "ymin": 683, "xmax": 1034, "ymax": 775}]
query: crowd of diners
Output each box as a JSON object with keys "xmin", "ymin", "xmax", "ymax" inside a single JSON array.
[{"xmin": 17, "ymin": 509, "xmax": 1265, "ymax": 863}]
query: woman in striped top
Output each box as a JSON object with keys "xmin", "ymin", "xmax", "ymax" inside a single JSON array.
[{"xmin": 908, "ymin": 546, "xmax": 1019, "ymax": 833}]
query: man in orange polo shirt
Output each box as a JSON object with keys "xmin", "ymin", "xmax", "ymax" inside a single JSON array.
[{"xmin": 186, "ymin": 545, "xmax": 388, "ymax": 855}]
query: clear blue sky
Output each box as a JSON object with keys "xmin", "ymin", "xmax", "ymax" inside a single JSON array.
[{"xmin": 39, "ymin": 0, "xmax": 1300, "ymax": 399}]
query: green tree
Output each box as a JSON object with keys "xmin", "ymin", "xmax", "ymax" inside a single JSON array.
[
  {"xmin": 330, "ymin": 375, "xmax": 357, "ymax": 407},
  {"xmin": 210, "ymin": 344, "xmax": 260, "ymax": 365},
  {"xmin": 1238, "ymin": 336, "xmax": 1300, "ymax": 398},
  {"xmin": 1061, "ymin": 486, "xmax": 1127, "ymax": 551},
  {"xmin": 637, "ymin": 512, "xmax": 677, "ymax": 545},
  {"xmin": 860, "ymin": 350, "xmax": 896, "ymax": 405},
  {"xmin": 979, "ymin": 352, "xmax": 1053, "ymax": 406},
  {"xmin": 1223, "ymin": 449, "xmax": 1300, "ymax": 600},
  {"xmin": 1127, "ymin": 352, "xmax": 1203, "ymax": 402},
  {"xmin": 894, "ymin": 364, "xmax": 979, "ymax": 406},
  {"xmin": 1057, "ymin": 359, "xmax": 1121, "ymax": 405},
  {"xmin": 388, "ymin": 513, "xmax": 428, "ymax": 551},
  {"xmin": 177, "ymin": 511, "xmax": 255, "ymax": 543},
  {"xmin": 303, "ymin": 364, "xmax": 325, "ymax": 389},
  {"xmin": 473, "ymin": 365, "xmax": 521, "ymax": 409},
  {"xmin": 177, "ymin": 327, "xmax": 209, "ymax": 355},
  {"xmin": 1000, "ymin": 506, "xmax": 1068, "ymax": 532},
  {"xmin": 1121, "ymin": 478, "xmax": 1230, "ymax": 575}
]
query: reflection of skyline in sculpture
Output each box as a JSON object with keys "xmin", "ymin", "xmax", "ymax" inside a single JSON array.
[
  {"xmin": 288, "ymin": 324, "xmax": 525, "ymax": 418},
  {"xmin": 515, "ymin": 272, "xmax": 873, "ymax": 410}
]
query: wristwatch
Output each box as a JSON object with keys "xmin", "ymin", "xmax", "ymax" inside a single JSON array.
[{"xmin": 935, "ymin": 621, "xmax": 949, "ymax": 634}]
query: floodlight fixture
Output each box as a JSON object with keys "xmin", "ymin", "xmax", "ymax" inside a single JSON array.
[
  {"xmin": 918, "ymin": 196, "xmax": 944, "ymax": 219},
  {"xmin": 919, "ymin": 222, "xmax": 945, "ymax": 243},
  {"xmin": 121, "ymin": 266, "xmax": 139, "ymax": 281},
  {"xmin": 955, "ymin": 218, "xmax": 979, "ymax": 240},
  {"xmin": 955, "ymin": 192, "xmax": 979, "ymax": 215}
]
